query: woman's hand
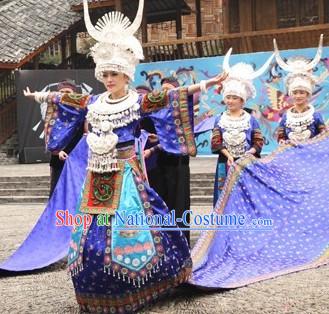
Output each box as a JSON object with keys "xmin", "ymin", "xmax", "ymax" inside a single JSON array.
[
  {"xmin": 23, "ymin": 87, "xmax": 50, "ymax": 104},
  {"xmin": 209, "ymin": 72, "xmax": 229, "ymax": 86},
  {"xmin": 58, "ymin": 151, "xmax": 68, "ymax": 161},
  {"xmin": 23, "ymin": 87, "xmax": 36, "ymax": 99},
  {"xmin": 144, "ymin": 149, "xmax": 152, "ymax": 159},
  {"xmin": 245, "ymin": 147, "xmax": 256, "ymax": 155},
  {"xmin": 187, "ymin": 72, "xmax": 228, "ymax": 95},
  {"xmin": 200, "ymin": 72, "xmax": 229, "ymax": 93},
  {"xmin": 148, "ymin": 133, "xmax": 158, "ymax": 144},
  {"xmin": 279, "ymin": 139, "xmax": 299, "ymax": 147}
]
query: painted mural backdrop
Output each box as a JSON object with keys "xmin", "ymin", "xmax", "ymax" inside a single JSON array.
[{"xmin": 135, "ymin": 47, "xmax": 329, "ymax": 155}]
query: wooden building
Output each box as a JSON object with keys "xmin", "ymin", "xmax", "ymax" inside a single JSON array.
[
  {"xmin": 222, "ymin": 0, "xmax": 329, "ymax": 53},
  {"xmin": 145, "ymin": 0, "xmax": 329, "ymax": 61}
]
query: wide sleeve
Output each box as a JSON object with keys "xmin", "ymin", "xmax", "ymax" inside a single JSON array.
[
  {"xmin": 250, "ymin": 117, "xmax": 264, "ymax": 156},
  {"xmin": 211, "ymin": 115, "xmax": 224, "ymax": 154},
  {"xmin": 44, "ymin": 93, "xmax": 91, "ymax": 153},
  {"xmin": 314, "ymin": 112, "xmax": 326, "ymax": 135},
  {"xmin": 140, "ymin": 87, "xmax": 196, "ymax": 156}
]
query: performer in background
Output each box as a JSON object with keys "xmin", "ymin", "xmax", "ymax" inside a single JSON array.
[
  {"xmin": 274, "ymin": 36, "xmax": 326, "ymax": 144},
  {"xmin": 211, "ymin": 48, "xmax": 268, "ymax": 206},
  {"xmin": 46, "ymin": 80, "xmax": 85, "ymax": 197},
  {"xmin": 191, "ymin": 36, "xmax": 329, "ymax": 290},
  {"xmin": 142, "ymin": 76, "xmax": 192, "ymax": 246}
]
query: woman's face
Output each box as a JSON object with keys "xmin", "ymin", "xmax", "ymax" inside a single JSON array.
[
  {"xmin": 102, "ymin": 71, "xmax": 129, "ymax": 94},
  {"xmin": 224, "ymin": 95, "xmax": 244, "ymax": 112},
  {"xmin": 291, "ymin": 89, "xmax": 309, "ymax": 106}
]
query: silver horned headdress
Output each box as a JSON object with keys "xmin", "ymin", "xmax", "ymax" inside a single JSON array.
[
  {"xmin": 83, "ymin": 0, "xmax": 144, "ymax": 81},
  {"xmin": 273, "ymin": 34, "xmax": 323, "ymax": 95},
  {"xmin": 222, "ymin": 48, "xmax": 274, "ymax": 102}
]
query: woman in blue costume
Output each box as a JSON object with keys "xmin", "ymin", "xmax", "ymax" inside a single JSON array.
[
  {"xmin": 190, "ymin": 36, "xmax": 329, "ymax": 289},
  {"xmin": 274, "ymin": 37, "xmax": 326, "ymax": 143},
  {"xmin": 11, "ymin": 0, "xmax": 226, "ymax": 312},
  {"xmin": 211, "ymin": 48, "xmax": 268, "ymax": 206}
]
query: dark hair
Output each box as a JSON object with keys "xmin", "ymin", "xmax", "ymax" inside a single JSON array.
[
  {"xmin": 160, "ymin": 76, "xmax": 179, "ymax": 88},
  {"xmin": 244, "ymin": 107, "xmax": 253, "ymax": 114},
  {"xmin": 57, "ymin": 79, "xmax": 78, "ymax": 92}
]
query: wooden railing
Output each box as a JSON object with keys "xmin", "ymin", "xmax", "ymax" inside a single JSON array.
[
  {"xmin": 142, "ymin": 23, "xmax": 329, "ymax": 62},
  {"xmin": 0, "ymin": 71, "xmax": 17, "ymax": 144}
]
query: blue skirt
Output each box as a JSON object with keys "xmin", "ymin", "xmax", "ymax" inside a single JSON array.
[{"xmin": 70, "ymin": 158, "xmax": 191, "ymax": 313}]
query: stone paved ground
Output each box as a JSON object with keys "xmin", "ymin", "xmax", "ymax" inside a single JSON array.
[
  {"xmin": 0, "ymin": 160, "xmax": 329, "ymax": 313},
  {"xmin": 1, "ymin": 203, "xmax": 328, "ymax": 314}
]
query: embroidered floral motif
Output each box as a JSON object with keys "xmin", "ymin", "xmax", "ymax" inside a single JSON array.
[
  {"xmin": 60, "ymin": 93, "xmax": 90, "ymax": 109},
  {"xmin": 76, "ymin": 263, "xmax": 192, "ymax": 313},
  {"xmin": 102, "ymin": 169, "xmax": 165, "ymax": 287},
  {"xmin": 79, "ymin": 170, "xmax": 123, "ymax": 215},
  {"xmin": 171, "ymin": 88, "xmax": 196, "ymax": 156},
  {"xmin": 211, "ymin": 127, "xmax": 222, "ymax": 152},
  {"xmin": 141, "ymin": 91, "xmax": 168, "ymax": 113}
]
